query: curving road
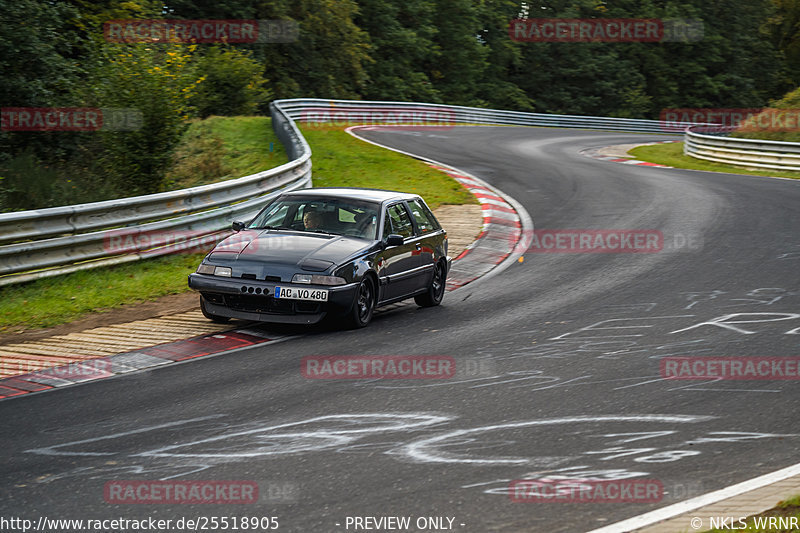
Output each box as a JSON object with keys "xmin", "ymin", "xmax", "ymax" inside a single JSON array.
[{"xmin": 1, "ymin": 126, "xmax": 799, "ymax": 532}]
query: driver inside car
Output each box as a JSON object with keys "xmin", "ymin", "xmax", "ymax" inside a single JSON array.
[{"xmin": 303, "ymin": 210, "xmax": 324, "ymax": 230}]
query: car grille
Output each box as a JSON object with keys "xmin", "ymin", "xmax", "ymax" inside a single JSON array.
[
  {"xmin": 239, "ymin": 273, "xmax": 282, "ymax": 282},
  {"xmin": 215, "ymin": 293, "xmax": 322, "ymax": 315}
]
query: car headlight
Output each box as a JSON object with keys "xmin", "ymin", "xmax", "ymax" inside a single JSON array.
[
  {"xmin": 197, "ymin": 263, "xmax": 233, "ymax": 277},
  {"xmin": 292, "ymin": 273, "xmax": 346, "ymax": 286},
  {"xmin": 197, "ymin": 264, "xmax": 215, "ymax": 275},
  {"xmin": 214, "ymin": 266, "xmax": 232, "ymax": 277}
]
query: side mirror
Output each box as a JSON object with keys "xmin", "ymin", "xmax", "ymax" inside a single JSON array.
[
  {"xmin": 231, "ymin": 221, "xmax": 245, "ymax": 232},
  {"xmin": 385, "ymin": 234, "xmax": 404, "ymax": 247}
]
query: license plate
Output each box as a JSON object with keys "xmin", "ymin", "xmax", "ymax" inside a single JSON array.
[{"xmin": 274, "ymin": 286, "xmax": 329, "ymax": 302}]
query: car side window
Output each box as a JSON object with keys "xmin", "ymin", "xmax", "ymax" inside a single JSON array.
[
  {"xmin": 386, "ymin": 203, "xmax": 414, "ymax": 238},
  {"xmin": 382, "ymin": 215, "xmax": 392, "ymax": 239},
  {"xmin": 292, "ymin": 204, "xmax": 311, "ymax": 224},
  {"xmin": 408, "ymin": 199, "xmax": 439, "ymax": 234},
  {"xmin": 267, "ymin": 205, "xmax": 290, "ymax": 226}
]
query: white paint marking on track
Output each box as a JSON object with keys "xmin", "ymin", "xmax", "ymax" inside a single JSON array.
[
  {"xmin": 25, "ymin": 415, "xmax": 227, "ymax": 456},
  {"xmin": 584, "ymin": 461, "xmax": 800, "ymax": 533},
  {"xmin": 399, "ymin": 415, "xmax": 712, "ymax": 465},
  {"xmin": 137, "ymin": 413, "xmax": 449, "ymax": 458}
]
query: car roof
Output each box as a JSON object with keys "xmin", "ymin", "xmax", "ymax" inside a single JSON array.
[{"xmin": 282, "ymin": 187, "xmax": 419, "ymax": 203}]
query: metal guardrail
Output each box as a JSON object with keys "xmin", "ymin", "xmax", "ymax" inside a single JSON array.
[
  {"xmin": 0, "ymin": 101, "xmax": 311, "ymax": 286},
  {"xmin": 4, "ymin": 97, "xmax": 796, "ymax": 286},
  {"xmin": 285, "ymin": 98, "xmax": 800, "ymax": 171},
  {"xmin": 276, "ymin": 98, "xmax": 695, "ymax": 133},
  {"xmin": 684, "ymin": 125, "xmax": 800, "ymax": 171}
]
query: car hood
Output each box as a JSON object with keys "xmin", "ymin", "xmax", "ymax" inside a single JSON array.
[{"xmin": 209, "ymin": 230, "xmax": 372, "ymax": 272}]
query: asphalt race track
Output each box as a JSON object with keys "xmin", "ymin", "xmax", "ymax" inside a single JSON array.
[{"xmin": 1, "ymin": 126, "xmax": 799, "ymax": 532}]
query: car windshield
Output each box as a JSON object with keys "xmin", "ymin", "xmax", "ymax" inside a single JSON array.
[{"xmin": 248, "ymin": 196, "xmax": 381, "ymax": 240}]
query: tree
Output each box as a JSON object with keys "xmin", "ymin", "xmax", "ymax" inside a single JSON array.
[
  {"xmin": 355, "ymin": 0, "xmax": 441, "ymax": 102},
  {"xmin": 474, "ymin": 0, "xmax": 535, "ymax": 110},
  {"xmin": 81, "ymin": 42, "xmax": 205, "ymax": 194},
  {"xmin": 426, "ymin": 0, "xmax": 489, "ymax": 106},
  {"xmin": 764, "ymin": 0, "xmax": 800, "ymax": 87},
  {"xmin": 191, "ymin": 46, "xmax": 272, "ymax": 118},
  {"xmin": 0, "ymin": 0, "xmax": 81, "ymax": 164},
  {"xmin": 162, "ymin": 0, "xmax": 372, "ymax": 100}
]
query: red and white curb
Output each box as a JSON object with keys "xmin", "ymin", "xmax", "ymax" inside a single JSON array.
[
  {"xmin": 0, "ymin": 329, "xmax": 287, "ymax": 401},
  {"xmin": 425, "ymin": 164, "xmax": 523, "ymax": 290},
  {"xmin": 346, "ymin": 125, "xmax": 534, "ymax": 291},
  {"xmin": 581, "ymin": 140, "xmax": 678, "ymax": 168}
]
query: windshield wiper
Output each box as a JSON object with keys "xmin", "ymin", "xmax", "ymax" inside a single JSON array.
[{"xmin": 302, "ymin": 228, "xmax": 340, "ymax": 236}]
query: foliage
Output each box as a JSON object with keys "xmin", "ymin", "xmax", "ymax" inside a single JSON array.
[
  {"xmin": 0, "ymin": 149, "xmax": 124, "ymax": 211},
  {"xmin": 0, "ymin": 0, "xmax": 82, "ymax": 166},
  {"xmin": 355, "ymin": 0, "xmax": 442, "ymax": 102},
  {"xmin": 80, "ymin": 42, "xmax": 204, "ymax": 195},
  {"xmin": 165, "ymin": 116, "xmax": 287, "ymax": 189},
  {"xmin": 763, "ymin": 0, "xmax": 800, "ymax": 87},
  {"xmin": 191, "ymin": 46, "xmax": 272, "ymax": 118},
  {"xmin": 733, "ymin": 86, "xmax": 800, "ymax": 142},
  {"xmin": 0, "ymin": 0, "xmax": 81, "ymax": 108}
]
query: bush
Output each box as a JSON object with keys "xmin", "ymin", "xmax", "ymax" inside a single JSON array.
[
  {"xmin": 165, "ymin": 120, "xmax": 230, "ymax": 188},
  {"xmin": 0, "ymin": 148, "xmax": 127, "ymax": 211},
  {"xmin": 733, "ymin": 86, "xmax": 800, "ymax": 142},
  {"xmin": 81, "ymin": 42, "xmax": 205, "ymax": 196},
  {"xmin": 191, "ymin": 46, "xmax": 271, "ymax": 118}
]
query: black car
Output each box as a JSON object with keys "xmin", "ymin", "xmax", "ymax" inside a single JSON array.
[{"xmin": 188, "ymin": 188, "xmax": 451, "ymax": 328}]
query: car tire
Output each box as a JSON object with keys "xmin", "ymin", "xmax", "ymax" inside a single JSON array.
[
  {"xmin": 200, "ymin": 296, "xmax": 230, "ymax": 324},
  {"xmin": 415, "ymin": 261, "xmax": 446, "ymax": 308},
  {"xmin": 346, "ymin": 276, "xmax": 376, "ymax": 328}
]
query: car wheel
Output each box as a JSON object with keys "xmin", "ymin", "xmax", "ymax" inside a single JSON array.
[
  {"xmin": 347, "ymin": 276, "xmax": 376, "ymax": 328},
  {"xmin": 415, "ymin": 261, "xmax": 446, "ymax": 307},
  {"xmin": 200, "ymin": 296, "xmax": 230, "ymax": 324}
]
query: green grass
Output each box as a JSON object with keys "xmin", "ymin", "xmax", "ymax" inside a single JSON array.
[
  {"xmin": 166, "ymin": 116, "xmax": 288, "ymax": 189},
  {"xmin": 299, "ymin": 125, "xmax": 477, "ymax": 209},
  {"xmin": 629, "ymin": 142, "xmax": 800, "ymax": 180},
  {"xmin": 2, "ymin": 118, "xmax": 477, "ymax": 331},
  {"xmin": 703, "ymin": 494, "xmax": 800, "ymax": 532},
  {"xmin": 0, "ymin": 253, "xmax": 205, "ymax": 332}
]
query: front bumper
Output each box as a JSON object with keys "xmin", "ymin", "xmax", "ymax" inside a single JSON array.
[{"xmin": 188, "ymin": 273, "xmax": 359, "ymax": 324}]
